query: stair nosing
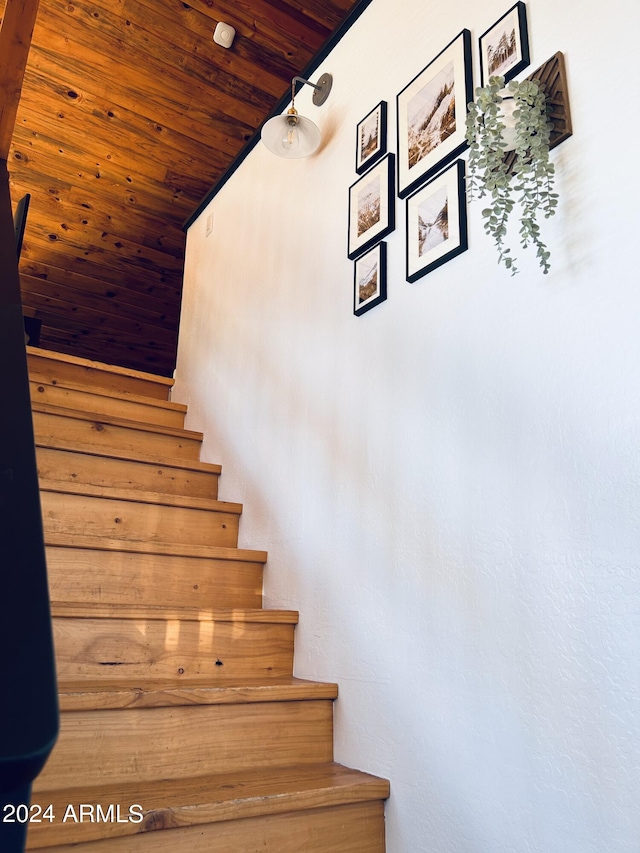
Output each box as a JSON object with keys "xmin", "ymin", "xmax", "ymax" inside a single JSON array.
[
  {"xmin": 56, "ymin": 678, "xmax": 339, "ymax": 711},
  {"xmin": 27, "ymin": 763, "xmax": 389, "ymax": 848},
  {"xmin": 44, "ymin": 532, "xmax": 267, "ymax": 563},
  {"xmin": 30, "ymin": 376, "xmax": 188, "ymax": 413},
  {"xmin": 36, "ymin": 436, "xmax": 222, "ymax": 475},
  {"xmin": 27, "ymin": 345, "xmax": 175, "ymax": 387},
  {"xmin": 32, "ymin": 400, "xmax": 203, "ymax": 441},
  {"xmin": 44, "ymin": 530, "xmax": 269, "ymax": 563},
  {"xmin": 39, "ymin": 479, "xmax": 242, "ymax": 513},
  {"xmin": 51, "ymin": 602, "xmax": 298, "ymax": 623}
]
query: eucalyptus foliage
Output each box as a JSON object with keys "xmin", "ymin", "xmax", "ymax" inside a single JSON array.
[{"xmin": 465, "ymin": 75, "xmax": 558, "ymax": 274}]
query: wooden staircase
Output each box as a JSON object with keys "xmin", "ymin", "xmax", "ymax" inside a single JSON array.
[{"xmin": 24, "ymin": 347, "xmax": 389, "ymax": 852}]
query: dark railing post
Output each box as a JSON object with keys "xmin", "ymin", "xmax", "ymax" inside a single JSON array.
[{"xmin": 0, "ymin": 160, "xmax": 58, "ymax": 851}]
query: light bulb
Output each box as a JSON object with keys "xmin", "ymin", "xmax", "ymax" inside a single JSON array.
[{"xmin": 281, "ymin": 114, "xmax": 299, "ymax": 153}]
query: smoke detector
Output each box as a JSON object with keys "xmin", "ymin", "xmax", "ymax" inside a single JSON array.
[{"xmin": 213, "ymin": 22, "xmax": 236, "ymax": 49}]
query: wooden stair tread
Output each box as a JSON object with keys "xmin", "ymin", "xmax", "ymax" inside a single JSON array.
[
  {"xmin": 36, "ymin": 434, "xmax": 222, "ymax": 476},
  {"xmin": 25, "ymin": 347, "xmax": 388, "ymax": 848},
  {"xmin": 56, "ymin": 677, "xmax": 339, "ymax": 711},
  {"xmin": 32, "ymin": 399, "xmax": 203, "ymax": 441},
  {"xmin": 44, "ymin": 531, "xmax": 267, "ymax": 563},
  {"xmin": 40, "ymin": 478, "xmax": 242, "ymax": 513},
  {"xmin": 30, "ymin": 376, "xmax": 187, "ymax": 413},
  {"xmin": 51, "ymin": 602, "xmax": 298, "ymax": 623},
  {"xmin": 27, "ymin": 763, "xmax": 389, "ymax": 848},
  {"xmin": 27, "ymin": 345, "xmax": 174, "ymax": 390}
]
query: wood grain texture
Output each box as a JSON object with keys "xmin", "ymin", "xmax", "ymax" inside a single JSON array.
[
  {"xmin": 56, "ymin": 677, "xmax": 338, "ymax": 712},
  {"xmin": 0, "ymin": 0, "xmax": 40, "ymax": 156},
  {"xmin": 33, "ymin": 404, "xmax": 203, "ymax": 460},
  {"xmin": 1, "ymin": 0, "xmax": 360, "ymax": 374},
  {"xmin": 40, "ymin": 487, "xmax": 241, "ymax": 548},
  {"xmin": 33, "ymin": 701, "xmax": 334, "ymax": 789},
  {"xmin": 27, "ymin": 764, "xmax": 385, "ymax": 849},
  {"xmin": 27, "ymin": 346, "xmax": 174, "ymax": 399},
  {"xmin": 25, "ymin": 348, "xmax": 389, "ymax": 849},
  {"xmin": 26, "ymin": 802, "xmax": 385, "ymax": 852},
  {"xmin": 51, "ymin": 612, "xmax": 295, "ymax": 682},
  {"xmin": 30, "ymin": 380, "xmax": 187, "ymax": 428},
  {"xmin": 36, "ymin": 444, "xmax": 220, "ymax": 499},
  {"xmin": 45, "ymin": 545, "xmax": 261, "ymax": 608}
]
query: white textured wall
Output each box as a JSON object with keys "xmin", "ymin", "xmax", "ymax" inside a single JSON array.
[{"xmin": 174, "ymin": 0, "xmax": 640, "ymax": 849}]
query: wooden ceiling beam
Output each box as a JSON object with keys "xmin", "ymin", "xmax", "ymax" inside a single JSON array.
[{"xmin": 0, "ymin": 0, "xmax": 41, "ymax": 158}]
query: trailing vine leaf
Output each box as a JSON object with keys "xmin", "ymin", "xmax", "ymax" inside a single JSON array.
[{"xmin": 466, "ymin": 75, "xmax": 557, "ymax": 274}]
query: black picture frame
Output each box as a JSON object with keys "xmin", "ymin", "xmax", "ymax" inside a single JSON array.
[
  {"xmin": 406, "ymin": 159, "xmax": 467, "ymax": 282},
  {"xmin": 348, "ymin": 154, "xmax": 395, "ymax": 260},
  {"xmin": 479, "ymin": 2, "xmax": 530, "ymax": 86},
  {"xmin": 354, "ymin": 242, "xmax": 387, "ymax": 316},
  {"xmin": 356, "ymin": 101, "xmax": 387, "ymax": 174},
  {"xmin": 396, "ymin": 29, "xmax": 472, "ymax": 200}
]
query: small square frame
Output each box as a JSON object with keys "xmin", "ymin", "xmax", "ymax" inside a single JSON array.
[
  {"xmin": 348, "ymin": 154, "xmax": 395, "ymax": 260},
  {"xmin": 354, "ymin": 242, "xmax": 387, "ymax": 316},
  {"xmin": 406, "ymin": 159, "xmax": 467, "ymax": 282},
  {"xmin": 396, "ymin": 29, "xmax": 472, "ymax": 199},
  {"xmin": 356, "ymin": 101, "xmax": 387, "ymax": 174},
  {"xmin": 479, "ymin": 2, "xmax": 530, "ymax": 86}
]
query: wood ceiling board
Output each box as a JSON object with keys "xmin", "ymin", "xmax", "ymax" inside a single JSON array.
[{"xmin": 2, "ymin": 0, "xmax": 364, "ymax": 373}]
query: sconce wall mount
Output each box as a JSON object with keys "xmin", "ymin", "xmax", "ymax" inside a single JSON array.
[{"xmin": 261, "ymin": 73, "xmax": 333, "ymax": 159}]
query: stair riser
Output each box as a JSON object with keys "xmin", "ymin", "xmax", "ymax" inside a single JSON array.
[
  {"xmin": 37, "ymin": 446, "xmax": 219, "ymax": 500},
  {"xmin": 33, "ymin": 702, "xmax": 334, "ymax": 791},
  {"xmin": 52, "ymin": 617, "xmax": 293, "ymax": 681},
  {"xmin": 26, "ymin": 801, "xmax": 384, "ymax": 852},
  {"xmin": 30, "ymin": 382, "xmax": 186, "ymax": 429},
  {"xmin": 27, "ymin": 350, "xmax": 171, "ymax": 400},
  {"xmin": 46, "ymin": 547, "xmax": 262, "ymax": 609},
  {"xmin": 41, "ymin": 491, "xmax": 239, "ymax": 548},
  {"xmin": 33, "ymin": 410, "xmax": 202, "ymax": 462}
]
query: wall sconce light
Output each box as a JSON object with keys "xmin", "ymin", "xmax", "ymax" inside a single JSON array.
[{"xmin": 261, "ymin": 73, "xmax": 333, "ymax": 159}]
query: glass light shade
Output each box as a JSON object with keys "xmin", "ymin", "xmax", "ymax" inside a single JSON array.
[{"xmin": 261, "ymin": 112, "xmax": 322, "ymax": 159}]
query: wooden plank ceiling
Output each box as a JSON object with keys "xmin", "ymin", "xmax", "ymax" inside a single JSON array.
[{"xmin": 4, "ymin": 0, "xmax": 359, "ymax": 376}]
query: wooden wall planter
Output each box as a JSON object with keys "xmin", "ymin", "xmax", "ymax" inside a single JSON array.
[{"xmin": 504, "ymin": 51, "xmax": 572, "ymax": 171}]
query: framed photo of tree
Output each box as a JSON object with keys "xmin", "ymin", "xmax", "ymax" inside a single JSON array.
[
  {"xmin": 356, "ymin": 101, "xmax": 387, "ymax": 174},
  {"xmin": 406, "ymin": 159, "xmax": 467, "ymax": 282},
  {"xmin": 348, "ymin": 154, "xmax": 395, "ymax": 260},
  {"xmin": 396, "ymin": 29, "xmax": 472, "ymax": 199},
  {"xmin": 479, "ymin": 2, "xmax": 530, "ymax": 86}
]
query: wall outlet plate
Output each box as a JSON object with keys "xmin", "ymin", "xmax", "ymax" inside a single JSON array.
[{"xmin": 213, "ymin": 22, "xmax": 235, "ymax": 49}]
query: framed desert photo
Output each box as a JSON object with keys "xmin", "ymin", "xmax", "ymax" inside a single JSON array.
[
  {"xmin": 354, "ymin": 242, "xmax": 387, "ymax": 316},
  {"xmin": 396, "ymin": 29, "xmax": 472, "ymax": 199},
  {"xmin": 356, "ymin": 101, "xmax": 387, "ymax": 174},
  {"xmin": 406, "ymin": 159, "xmax": 467, "ymax": 282},
  {"xmin": 479, "ymin": 2, "xmax": 530, "ymax": 86},
  {"xmin": 348, "ymin": 154, "xmax": 395, "ymax": 260}
]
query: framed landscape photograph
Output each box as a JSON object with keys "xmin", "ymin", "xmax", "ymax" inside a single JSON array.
[
  {"xmin": 356, "ymin": 101, "xmax": 387, "ymax": 174},
  {"xmin": 348, "ymin": 154, "xmax": 395, "ymax": 260},
  {"xmin": 354, "ymin": 242, "xmax": 387, "ymax": 316},
  {"xmin": 479, "ymin": 2, "xmax": 530, "ymax": 86},
  {"xmin": 406, "ymin": 159, "xmax": 467, "ymax": 282},
  {"xmin": 396, "ymin": 29, "xmax": 472, "ymax": 199}
]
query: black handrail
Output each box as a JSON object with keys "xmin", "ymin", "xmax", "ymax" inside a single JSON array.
[{"xmin": 0, "ymin": 160, "xmax": 58, "ymax": 852}]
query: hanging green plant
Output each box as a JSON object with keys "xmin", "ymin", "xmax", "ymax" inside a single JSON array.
[{"xmin": 465, "ymin": 75, "xmax": 558, "ymax": 275}]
